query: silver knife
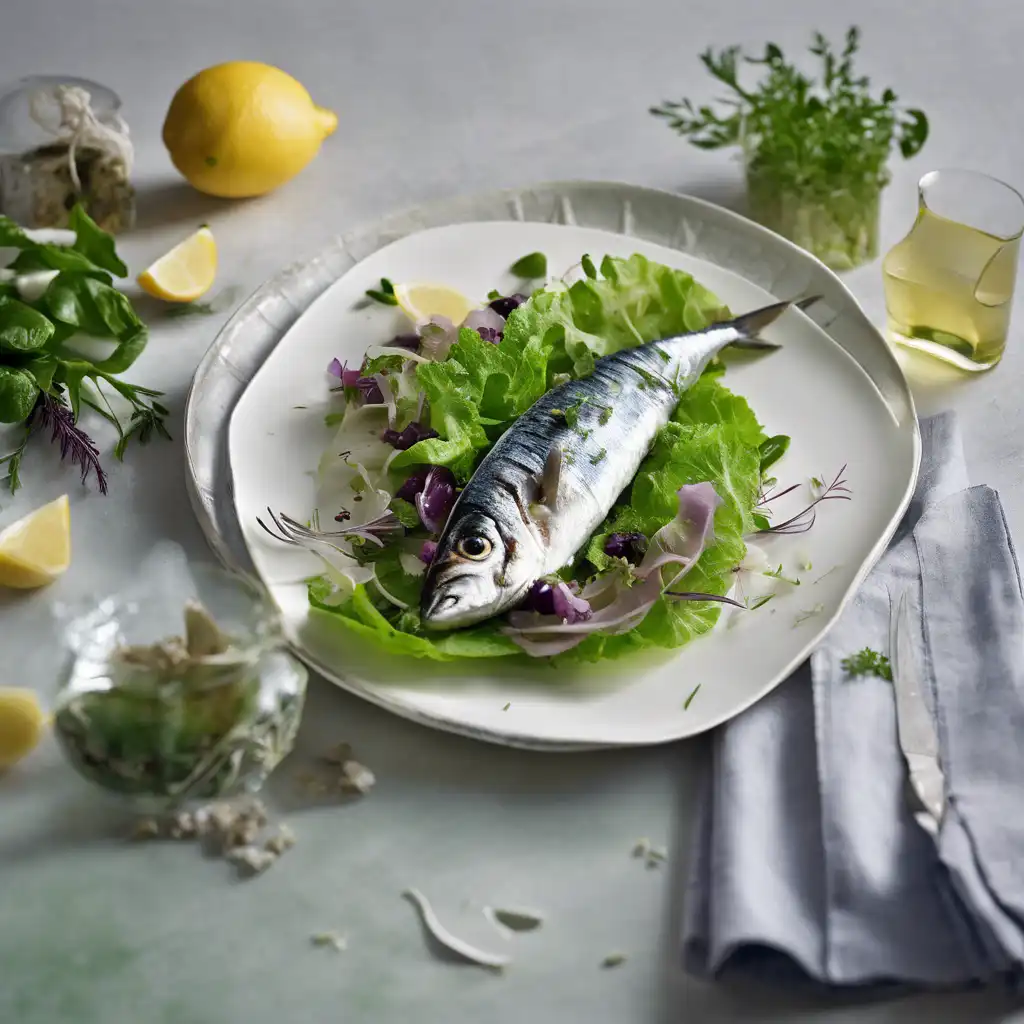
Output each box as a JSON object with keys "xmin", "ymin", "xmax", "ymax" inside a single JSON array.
[{"xmin": 889, "ymin": 588, "xmax": 945, "ymax": 834}]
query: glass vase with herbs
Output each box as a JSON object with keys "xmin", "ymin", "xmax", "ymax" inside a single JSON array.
[
  {"xmin": 52, "ymin": 548, "xmax": 308, "ymax": 812},
  {"xmin": 651, "ymin": 27, "xmax": 929, "ymax": 271}
]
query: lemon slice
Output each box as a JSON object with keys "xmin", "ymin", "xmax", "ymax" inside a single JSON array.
[
  {"xmin": 0, "ymin": 689, "xmax": 46, "ymax": 769},
  {"xmin": 0, "ymin": 494, "xmax": 70, "ymax": 589},
  {"xmin": 393, "ymin": 283, "xmax": 475, "ymax": 325},
  {"xmin": 137, "ymin": 226, "xmax": 218, "ymax": 302}
]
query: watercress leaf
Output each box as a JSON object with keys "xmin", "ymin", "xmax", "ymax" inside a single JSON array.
[
  {"xmin": 68, "ymin": 204, "xmax": 128, "ymax": 277},
  {"xmin": 0, "ymin": 367, "xmax": 39, "ymax": 423},
  {"xmin": 0, "ymin": 296, "xmax": 55, "ymax": 352},
  {"xmin": 390, "ymin": 497, "xmax": 421, "ymax": 529},
  {"xmin": 581, "ymin": 253, "xmax": 597, "ymax": 279}
]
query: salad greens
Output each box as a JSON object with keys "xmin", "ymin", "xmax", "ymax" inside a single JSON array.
[
  {"xmin": 309, "ymin": 253, "xmax": 774, "ymax": 663},
  {"xmin": 650, "ymin": 27, "xmax": 929, "ymax": 270},
  {"xmin": 0, "ymin": 205, "xmax": 167, "ymax": 492}
]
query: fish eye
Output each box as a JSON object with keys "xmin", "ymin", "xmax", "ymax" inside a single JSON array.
[{"xmin": 457, "ymin": 535, "xmax": 492, "ymax": 560}]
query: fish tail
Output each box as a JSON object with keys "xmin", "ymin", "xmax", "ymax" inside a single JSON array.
[{"xmin": 721, "ymin": 298, "xmax": 799, "ymax": 350}]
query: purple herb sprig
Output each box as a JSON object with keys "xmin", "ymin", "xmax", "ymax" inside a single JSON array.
[
  {"xmin": 757, "ymin": 465, "xmax": 851, "ymax": 535},
  {"xmin": 29, "ymin": 391, "xmax": 109, "ymax": 494}
]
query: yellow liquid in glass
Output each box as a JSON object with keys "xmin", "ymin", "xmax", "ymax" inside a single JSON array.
[{"xmin": 883, "ymin": 207, "xmax": 1018, "ymax": 370}]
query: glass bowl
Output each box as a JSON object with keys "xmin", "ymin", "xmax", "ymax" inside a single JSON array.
[{"xmin": 51, "ymin": 558, "xmax": 307, "ymax": 813}]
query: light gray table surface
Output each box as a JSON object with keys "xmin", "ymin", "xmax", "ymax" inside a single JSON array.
[{"xmin": 3, "ymin": 1, "xmax": 1024, "ymax": 1021}]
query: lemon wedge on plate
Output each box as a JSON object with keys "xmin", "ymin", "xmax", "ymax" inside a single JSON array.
[
  {"xmin": 393, "ymin": 283, "xmax": 475, "ymax": 325},
  {"xmin": 0, "ymin": 494, "xmax": 70, "ymax": 589},
  {"xmin": 137, "ymin": 226, "xmax": 218, "ymax": 303},
  {"xmin": 0, "ymin": 689, "xmax": 46, "ymax": 769}
]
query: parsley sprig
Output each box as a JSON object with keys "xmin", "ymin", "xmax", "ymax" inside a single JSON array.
[{"xmin": 840, "ymin": 647, "xmax": 893, "ymax": 682}]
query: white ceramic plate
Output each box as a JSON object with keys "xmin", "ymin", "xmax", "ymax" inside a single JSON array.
[{"xmin": 225, "ymin": 206, "xmax": 919, "ymax": 750}]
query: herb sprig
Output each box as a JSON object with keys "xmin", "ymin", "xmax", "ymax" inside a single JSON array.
[
  {"xmin": 650, "ymin": 28, "xmax": 928, "ymax": 196},
  {"xmin": 0, "ymin": 205, "xmax": 168, "ymax": 492},
  {"xmin": 840, "ymin": 647, "xmax": 893, "ymax": 682}
]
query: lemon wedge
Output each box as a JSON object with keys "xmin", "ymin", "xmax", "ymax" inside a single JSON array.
[
  {"xmin": 393, "ymin": 283, "xmax": 475, "ymax": 325},
  {"xmin": 137, "ymin": 226, "xmax": 218, "ymax": 303},
  {"xmin": 0, "ymin": 494, "xmax": 71, "ymax": 589},
  {"xmin": 0, "ymin": 688, "xmax": 46, "ymax": 769}
]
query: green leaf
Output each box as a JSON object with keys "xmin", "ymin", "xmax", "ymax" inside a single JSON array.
[
  {"xmin": 68, "ymin": 204, "xmax": 128, "ymax": 277},
  {"xmin": 0, "ymin": 367, "xmax": 40, "ymax": 424},
  {"xmin": 309, "ymin": 584, "xmax": 520, "ymax": 661},
  {"xmin": 581, "ymin": 253, "xmax": 597, "ymax": 279},
  {"xmin": 25, "ymin": 355, "xmax": 57, "ymax": 391},
  {"xmin": 758, "ymin": 433, "xmax": 791, "ymax": 472},
  {"xmin": 898, "ymin": 109, "xmax": 929, "ymax": 158},
  {"xmin": 0, "ymin": 297, "xmax": 55, "ymax": 353},
  {"xmin": 44, "ymin": 272, "xmax": 148, "ymax": 372},
  {"xmin": 390, "ymin": 497, "xmax": 420, "ymax": 529},
  {"xmin": 510, "ymin": 252, "xmax": 547, "ymax": 278},
  {"xmin": 0, "ymin": 216, "xmax": 33, "ymax": 248}
]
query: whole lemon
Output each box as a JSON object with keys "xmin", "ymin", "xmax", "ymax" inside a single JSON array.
[{"xmin": 162, "ymin": 62, "xmax": 337, "ymax": 198}]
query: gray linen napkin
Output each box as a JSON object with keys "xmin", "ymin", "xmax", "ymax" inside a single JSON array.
[{"xmin": 683, "ymin": 412, "xmax": 1024, "ymax": 987}]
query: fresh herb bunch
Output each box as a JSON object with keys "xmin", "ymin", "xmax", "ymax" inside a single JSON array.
[
  {"xmin": 650, "ymin": 28, "xmax": 929, "ymax": 269},
  {"xmin": 0, "ymin": 205, "xmax": 168, "ymax": 493},
  {"xmin": 840, "ymin": 647, "xmax": 893, "ymax": 682}
]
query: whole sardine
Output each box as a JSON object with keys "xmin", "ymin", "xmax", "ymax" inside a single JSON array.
[{"xmin": 420, "ymin": 298, "xmax": 796, "ymax": 629}]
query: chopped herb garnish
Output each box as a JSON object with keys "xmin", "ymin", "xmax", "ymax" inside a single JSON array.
[
  {"xmin": 683, "ymin": 684, "xmax": 701, "ymax": 710},
  {"xmin": 502, "ymin": 702, "xmax": 511, "ymax": 711},
  {"xmin": 598, "ymin": 406, "xmax": 612, "ymax": 424},
  {"xmin": 590, "ymin": 448, "xmax": 607, "ymax": 465},
  {"xmin": 563, "ymin": 396, "xmax": 588, "ymax": 429},
  {"xmin": 487, "ymin": 289, "xmax": 502, "ymax": 301},
  {"xmin": 510, "ymin": 252, "xmax": 547, "ymax": 278},
  {"xmin": 840, "ymin": 647, "xmax": 893, "ymax": 681},
  {"xmin": 749, "ymin": 594, "xmax": 775, "ymax": 610},
  {"xmin": 813, "ymin": 565, "xmax": 841, "ymax": 585}
]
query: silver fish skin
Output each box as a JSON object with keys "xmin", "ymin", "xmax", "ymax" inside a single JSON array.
[{"xmin": 419, "ymin": 299, "xmax": 795, "ymax": 630}]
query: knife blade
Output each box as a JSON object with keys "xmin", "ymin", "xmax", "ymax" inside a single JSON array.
[{"xmin": 889, "ymin": 588, "xmax": 945, "ymax": 833}]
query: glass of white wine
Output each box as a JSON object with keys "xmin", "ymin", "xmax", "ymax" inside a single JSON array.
[{"xmin": 883, "ymin": 169, "xmax": 1024, "ymax": 371}]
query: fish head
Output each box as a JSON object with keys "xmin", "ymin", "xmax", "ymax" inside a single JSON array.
[{"xmin": 420, "ymin": 509, "xmax": 541, "ymax": 630}]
